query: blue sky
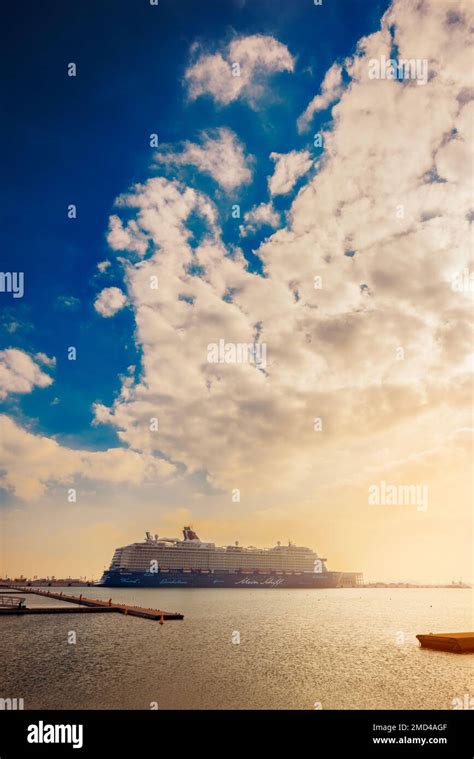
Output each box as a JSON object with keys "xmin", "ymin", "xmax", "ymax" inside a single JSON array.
[
  {"xmin": 1, "ymin": 0, "xmax": 389, "ymax": 451},
  {"xmin": 1, "ymin": 0, "xmax": 472, "ymax": 583}
]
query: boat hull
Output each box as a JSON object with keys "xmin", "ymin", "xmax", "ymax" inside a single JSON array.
[{"xmin": 98, "ymin": 569, "xmax": 346, "ymax": 588}]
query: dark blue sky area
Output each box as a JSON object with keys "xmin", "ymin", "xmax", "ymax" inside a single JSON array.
[{"xmin": 1, "ymin": 0, "xmax": 390, "ymax": 448}]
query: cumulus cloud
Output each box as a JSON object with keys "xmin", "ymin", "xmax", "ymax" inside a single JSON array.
[
  {"xmin": 90, "ymin": 0, "xmax": 473, "ymax": 499},
  {"xmin": 239, "ymin": 202, "xmax": 281, "ymax": 236},
  {"xmin": 94, "ymin": 287, "xmax": 128, "ymax": 317},
  {"xmin": 107, "ymin": 215, "xmax": 149, "ymax": 257},
  {"xmin": 153, "ymin": 128, "xmax": 252, "ymax": 191},
  {"xmin": 0, "ymin": 415, "xmax": 175, "ymax": 501},
  {"xmin": 0, "ymin": 349, "xmax": 54, "ymax": 400},
  {"xmin": 105, "ymin": 177, "xmax": 220, "ymax": 269},
  {"xmin": 184, "ymin": 34, "xmax": 294, "ymax": 106},
  {"xmin": 268, "ymin": 150, "xmax": 313, "ymax": 196},
  {"xmin": 297, "ymin": 63, "xmax": 344, "ymax": 133}
]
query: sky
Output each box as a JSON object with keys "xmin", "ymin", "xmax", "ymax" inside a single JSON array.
[{"xmin": 1, "ymin": 0, "xmax": 472, "ymax": 583}]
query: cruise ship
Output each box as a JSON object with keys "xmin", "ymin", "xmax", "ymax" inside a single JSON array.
[{"xmin": 99, "ymin": 527, "xmax": 362, "ymax": 588}]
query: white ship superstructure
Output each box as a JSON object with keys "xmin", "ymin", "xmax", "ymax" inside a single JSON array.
[{"xmin": 109, "ymin": 527, "xmax": 325, "ymax": 573}]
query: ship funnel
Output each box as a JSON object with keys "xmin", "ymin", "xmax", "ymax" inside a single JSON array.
[{"xmin": 183, "ymin": 526, "xmax": 200, "ymax": 541}]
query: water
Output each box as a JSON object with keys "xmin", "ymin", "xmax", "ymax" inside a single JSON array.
[{"xmin": 1, "ymin": 587, "xmax": 472, "ymax": 709}]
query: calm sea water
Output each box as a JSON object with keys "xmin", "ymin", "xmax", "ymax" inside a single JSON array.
[{"xmin": 1, "ymin": 587, "xmax": 472, "ymax": 710}]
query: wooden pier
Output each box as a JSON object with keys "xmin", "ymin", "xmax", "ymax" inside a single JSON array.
[
  {"xmin": 417, "ymin": 632, "xmax": 474, "ymax": 653},
  {"xmin": 0, "ymin": 606, "xmax": 117, "ymax": 616},
  {"xmin": 2, "ymin": 587, "xmax": 183, "ymax": 622}
]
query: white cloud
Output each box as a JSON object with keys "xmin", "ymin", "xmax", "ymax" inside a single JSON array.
[
  {"xmin": 184, "ymin": 34, "xmax": 294, "ymax": 107},
  {"xmin": 154, "ymin": 128, "xmax": 252, "ymax": 191},
  {"xmin": 240, "ymin": 202, "xmax": 280, "ymax": 236},
  {"xmin": 297, "ymin": 63, "xmax": 344, "ymax": 133},
  {"xmin": 107, "ymin": 215, "xmax": 149, "ymax": 257},
  {"xmin": 0, "ymin": 415, "xmax": 175, "ymax": 501},
  {"xmin": 94, "ymin": 287, "xmax": 128, "ymax": 318},
  {"xmin": 97, "ymin": 260, "xmax": 111, "ymax": 273},
  {"xmin": 0, "ymin": 349, "xmax": 54, "ymax": 400},
  {"xmin": 268, "ymin": 150, "xmax": 313, "ymax": 196},
  {"xmin": 106, "ymin": 177, "xmax": 220, "ymax": 264},
  {"xmin": 34, "ymin": 352, "xmax": 56, "ymax": 369},
  {"xmin": 91, "ymin": 0, "xmax": 473, "ymax": 500}
]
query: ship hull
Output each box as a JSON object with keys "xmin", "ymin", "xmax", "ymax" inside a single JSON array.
[{"xmin": 98, "ymin": 569, "xmax": 345, "ymax": 588}]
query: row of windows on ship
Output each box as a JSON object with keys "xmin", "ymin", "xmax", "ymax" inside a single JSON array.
[{"xmin": 112, "ymin": 560, "xmax": 322, "ymax": 570}]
